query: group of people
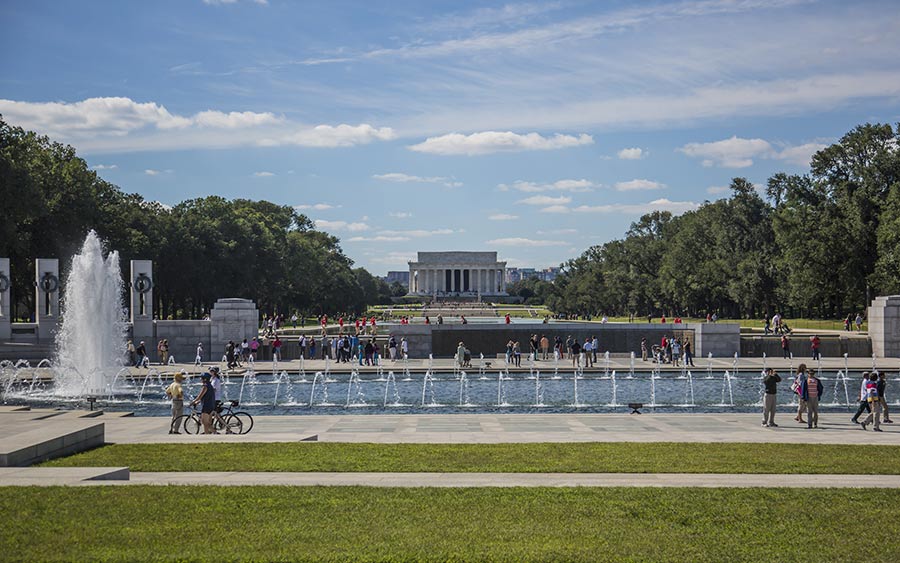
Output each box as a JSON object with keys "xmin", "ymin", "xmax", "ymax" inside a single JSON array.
[
  {"xmin": 761, "ymin": 364, "xmax": 893, "ymax": 431},
  {"xmin": 297, "ymin": 333, "xmax": 407, "ymax": 365},
  {"xmin": 165, "ymin": 366, "xmax": 224, "ymax": 434},
  {"xmin": 641, "ymin": 335, "xmax": 695, "ymax": 367}
]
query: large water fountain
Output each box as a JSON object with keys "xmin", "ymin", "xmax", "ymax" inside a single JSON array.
[{"xmin": 53, "ymin": 230, "xmax": 128, "ymax": 396}]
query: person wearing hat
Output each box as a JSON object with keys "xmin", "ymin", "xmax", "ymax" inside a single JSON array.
[
  {"xmin": 190, "ymin": 372, "xmax": 216, "ymax": 434},
  {"xmin": 165, "ymin": 371, "xmax": 186, "ymax": 434}
]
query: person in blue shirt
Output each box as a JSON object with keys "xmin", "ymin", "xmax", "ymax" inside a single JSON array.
[{"xmin": 190, "ymin": 372, "xmax": 217, "ymax": 434}]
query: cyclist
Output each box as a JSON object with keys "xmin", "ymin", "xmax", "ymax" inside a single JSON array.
[{"xmin": 190, "ymin": 372, "xmax": 216, "ymax": 434}]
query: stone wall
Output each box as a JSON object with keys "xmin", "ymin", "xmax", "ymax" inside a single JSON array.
[{"xmin": 869, "ymin": 295, "xmax": 900, "ymax": 358}]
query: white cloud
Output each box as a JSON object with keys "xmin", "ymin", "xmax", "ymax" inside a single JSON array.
[
  {"xmin": 614, "ymin": 179, "xmax": 666, "ymax": 191},
  {"xmin": 488, "ymin": 213, "xmax": 519, "ymax": 221},
  {"xmin": 253, "ymin": 171, "xmax": 275, "ymax": 177},
  {"xmin": 617, "ymin": 147, "xmax": 644, "ymax": 160},
  {"xmin": 369, "ymin": 251, "xmax": 418, "ymax": 265},
  {"xmin": 373, "ymin": 172, "xmax": 461, "ymax": 187},
  {"xmin": 706, "ymin": 186, "xmax": 729, "ymax": 195},
  {"xmin": 378, "ymin": 228, "xmax": 456, "ymax": 237},
  {"xmin": 498, "ymin": 179, "xmax": 597, "ymax": 192},
  {"xmin": 518, "ymin": 195, "xmax": 572, "ymax": 206},
  {"xmin": 537, "ymin": 228, "xmax": 577, "ymax": 235},
  {"xmin": 91, "ymin": 164, "xmax": 117, "ymax": 170},
  {"xmin": 539, "ymin": 205, "xmax": 572, "ymax": 214},
  {"xmin": 485, "ymin": 237, "xmax": 567, "ymax": 247},
  {"xmin": 773, "ymin": 142, "xmax": 828, "ymax": 167},
  {"xmin": 314, "ymin": 220, "xmax": 370, "ymax": 232},
  {"xmin": 571, "ymin": 198, "xmax": 698, "ymax": 215},
  {"xmin": 408, "ymin": 131, "xmax": 593, "ymax": 156},
  {"xmin": 294, "ymin": 203, "xmax": 340, "ymax": 211},
  {"xmin": 389, "ymin": 211, "xmax": 413, "ymax": 218},
  {"xmin": 347, "ymin": 236, "xmax": 411, "ymax": 242},
  {"xmin": 0, "ymin": 96, "xmax": 394, "ymax": 153},
  {"xmin": 679, "ymin": 136, "xmax": 773, "ymax": 168},
  {"xmin": 144, "ymin": 169, "xmax": 160, "ymax": 176}
]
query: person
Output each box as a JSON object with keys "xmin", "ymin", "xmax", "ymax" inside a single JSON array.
[
  {"xmin": 540, "ymin": 335, "xmax": 550, "ymax": 360},
  {"xmin": 400, "ymin": 336, "xmax": 408, "ymax": 359},
  {"xmin": 793, "ymin": 364, "xmax": 808, "ymax": 424},
  {"xmin": 272, "ymin": 335, "xmax": 282, "ymax": 361},
  {"xmin": 851, "ymin": 372, "xmax": 873, "ymax": 424},
  {"xmin": 505, "ymin": 313, "xmax": 511, "ymax": 324},
  {"xmin": 513, "ymin": 341, "xmax": 521, "ymax": 367},
  {"xmin": 308, "ymin": 337, "xmax": 316, "ymax": 359},
  {"xmin": 801, "ymin": 369, "xmax": 823, "ymax": 429},
  {"xmin": 860, "ymin": 372, "xmax": 882, "ymax": 431},
  {"xmin": 505, "ymin": 340, "xmax": 514, "ymax": 365},
  {"xmin": 571, "ymin": 338, "xmax": 582, "ymax": 368},
  {"xmin": 425, "ymin": 316, "xmax": 431, "ymax": 325},
  {"xmin": 190, "ymin": 372, "xmax": 216, "ymax": 434},
  {"xmin": 210, "ymin": 366, "xmax": 223, "ymax": 402},
  {"xmin": 684, "ymin": 339, "xmax": 695, "ymax": 367},
  {"xmin": 844, "ymin": 314, "xmax": 852, "ymax": 332},
  {"xmin": 591, "ymin": 336, "xmax": 599, "ymax": 364},
  {"xmin": 762, "ymin": 368, "xmax": 781, "ymax": 427},
  {"xmin": 437, "ymin": 314, "xmax": 443, "ymax": 325},
  {"xmin": 764, "ymin": 317, "xmax": 771, "ymax": 335},
  {"xmin": 772, "ymin": 312, "xmax": 781, "ymax": 334},
  {"xmin": 671, "ymin": 338, "xmax": 681, "ymax": 367},
  {"xmin": 461, "ymin": 315, "xmax": 467, "ymax": 324},
  {"xmin": 161, "ymin": 339, "xmax": 170, "ymax": 365},
  {"xmin": 810, "ymin": 335, "xmax": 820, "ymax": 360},
  {"xmin": 456, "ymin": 342, "xmax": 466, "ymax": 367},
  {"xmin": 530, "ymin": 334, "xmax": 539, "ymax": 359},
  {"xmin": 157, "ymin": 340, "xmax": 164, "ymax": 365},
  {"xmin": 641, "ymin": 337, "xmax": 648, "ymax": 361},
  {"xmin": 165, "ymin": 370, "xmax": 186, "ymax": 434},
  {"xmin": 291, "ymin": 312, "xmax": 298, "ymax": 328},
  {"xmin": 660, "ymin": 315, "xmax": 666, "ymax": 324},
  {"xmin": 135, "ymin": 341, "xmax": 147, "ymax": 367},
  {"xmin": 240, "ymin": 338, "xmax": 250, "ymax": 362},
  {"xmin": 195, "ymin": 342, "xmax": 203, "ymax": 365},
  {"xmin": 249, "ymin": 337, "xmax": 260, "ymax": 361},
  {"xmin": 855, "ymin": 313, "xmax": 863, "ymax": 331},
  {"xmin": 583, "ymin": 337, "xmax": 593, "ymax": 367},
  {"xmin": 127, "ymin": 340, "xmax": 136, "ymax": 366},
  {"xmin": 388, "ymin": 335, "xmax": 397, "ymax": 361},
  {"xmin": 781, "ymin": 334, "xmax": 790, "ymax": 359},
  {"xmin": 878, "ymin": 372, "xmax": 893, "ymax": 424}
]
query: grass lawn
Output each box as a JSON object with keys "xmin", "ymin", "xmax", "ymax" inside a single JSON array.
[
  {"xmin": 43, "ymin": 442, "xmax": 900, "ymax": 474},
  {"xmin": 2, "ymin": 486, "xmax": 897, "ymax": 562}
]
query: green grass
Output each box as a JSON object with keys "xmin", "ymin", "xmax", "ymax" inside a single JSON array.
[
  {"xmin": 43, "ymin": 442, "xmax": 900, "ymax": 474},
  {"xmin": 1, "ymin": 486, "xmax": 897, "ymax": 562}
]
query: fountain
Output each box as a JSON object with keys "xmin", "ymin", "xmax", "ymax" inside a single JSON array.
[
  {"xmin": 383, "ymin": 371, "xmax": 401, "ymax": 406},
  {"xmin": 458, "ymin": 371, "xmax": 470, "ymax": 406},
  {"xmin": 54, "ymin": 231, "xmax": 127, "ymax": 396}
]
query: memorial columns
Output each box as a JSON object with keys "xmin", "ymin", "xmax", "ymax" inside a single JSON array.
[{"xmin": 0, "ymin": 258, "xmax": 10, "ymax": 340}]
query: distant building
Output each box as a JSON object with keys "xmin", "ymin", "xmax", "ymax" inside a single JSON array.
[
  {"xmin": 384, "ymin": 271, "xmax": 410, "ymax": 287},
  {"xmin": 506, "ymin": 267, "xmax": 559, "ymax": 283}
]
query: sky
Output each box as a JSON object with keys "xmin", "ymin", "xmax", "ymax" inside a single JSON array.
[{"xmin": 2, "ymin": 0, "xmax": 899, "ymax": 275}]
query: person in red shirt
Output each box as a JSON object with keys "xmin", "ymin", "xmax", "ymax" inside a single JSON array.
[
  {"xmin": 321, "ymin": 315, "xmax": 328, "ymax": 327},
  {"xmin": 661, "ymin": 315, "xmax": 667, "ymax": 323},
  {"xmin": 338, "ymin": 316, "xmax": 344, "ymax": 329},
  {"xmin": 810, "ymin": 335, "xmax": 821, "ymax": 360},
  {"xmin": 505, "ymin": 313, "xmax": 511, "ymax": 324},
  {"xmin": 370, "ymin": 316, "xmax": 377, "ymax": 334}
]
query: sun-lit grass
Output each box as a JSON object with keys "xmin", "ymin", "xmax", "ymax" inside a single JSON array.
[
  {"xmin": 43, "ymin": 442, "xmax": 900, "ymax": 474},
  {"xmin": 2, "ymin": 486, "xmax": 897, "ymax": 562}
]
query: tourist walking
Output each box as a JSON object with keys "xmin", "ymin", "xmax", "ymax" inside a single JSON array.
[
  {"xmin": 810, "ymin": 335, "xmax": 821, "ymax": 360},
  {"xmin": 250, "ymin": 337, "xmax": 260, "ymax": 361},
  {"xmin": 855, "ymin": 313, "xmax": 863, "ymax": 331},
  {"xmin": 400, "ymin": 336, "xmax": 408, "ymax": 359},
  {"xmin": 457, "ymin": 341, "xmax": 466, "ymax": 367},
  {"xmin": 161, "ymin": 339, "xmax": 169, "ymax": 365},
  {"xmin": 591, "ymin": 336, "xmax": 599, "ymax": 364},
  {"xmin": 135, "ymin": 341, "xmax": 147, "ymax": 367},
  {"xmin": 272, "ymin": 335, "xmax": 282, "ymax": 361},
  {"xmin": 878, "ymin": 372, "xmax": 893, "ymax": 424},
  {"xmin": 195, "ymin": 342, "xmax": 203, "ymax": 365},
  {"xmin": 781, "ymin": 334, "xmax": 790, "ymax": 359},
  {"xmin": 513, "ymin": 341, "xmax": 521, "ymax": 367},
  {"xmin": 851, "ymin": 372, "xmax": 872, "ymax": 424},
  {"xmin": 505, "ymin": 340, "xmax": 514, "ymax": 365},
  {"xmin": 671, "ymin": 339, "xmax": 681, "ymax": 367},
  {"xmin": 540, "ymin": 335, "xmax": 549, "ymax": 360},
  {"xmin": 762, "ymin": 368, "xmax": 781, "ymax": 427},
  {"xmin": 127, "ymin": 340, "xmax": 136, "ymax": 366},
  {"xmin": 583, "ymin": 337, "xmax": 593, "ymax": 367},
  {"xmin": 860, "ymin": 372, "xmax": 882, "ymax": 431},
  {"xmin": 792, "ymin": 365, "xmax": 808, "ymax": 424},
  {"xmin": 571, "ymin": 338, "xmax": 582, "ymax": 368},
  {"xmin": 165, "ymin": 370, "xmax": 186, "ymax": 434},
  {"xmin": 210, "ymin": 366, "xmax": 223, "ymax": 402},
  {"xmin": 389, "ymin": 335, "xmax": 397, "ymax": 361},
  {"xmin": 190, "ymin": 372, "xmax": 216, "ymax": 435},
  {"xmin": 684, "ymin": 339, "xmax": 695, "ymax": 367},
  {"xmin": 801, "ymin": 369, "xmax": 823, "ymax": 429},
  {"xmin": 641, "ymin": 337, "xmax": 647, "ymax": 361}
]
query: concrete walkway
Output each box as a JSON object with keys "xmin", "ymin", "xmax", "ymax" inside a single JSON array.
[
  {"xmin": 103, "ymin": 412, "xmax": 900, "ymax": 445},
  {"xmin": 4, "ymin": 468, "xmax": 900, "ymax": 488}
]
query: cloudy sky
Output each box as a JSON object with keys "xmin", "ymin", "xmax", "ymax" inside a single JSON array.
[{"xmin": 2, "ymin": 0, "xmax": 899, "ymax": 274}]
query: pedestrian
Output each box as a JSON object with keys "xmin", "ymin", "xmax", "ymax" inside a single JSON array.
[
  {"xmin": 165, "ymin": 370, "xmax": 186, "ymax": 434},
  {"xmin": 844, "ymin": 314, "xmax": 852, "ymax": 332},
  {"xmin": 764, "ymin": 317, "xmax": 772, "ymax": 335},
  {"xmin": 161, "ymin": 339, "xmax": 169, "ymax": 365},
  {"xmin": 571, "ymin": 338, "xmax": 582, "ymax": 368},
  {"xmin": 291, "ymin": 312, "xmax": 298, "ymax": 328},
  {"xmin": 851, "ymin": 372, "xmax": 872, "ymax": 424},
  {"xmin": 513, "ymin": 340, "xmax": 521, "ymax": 367},
  {"xmin": 272, "ymin": 334, "xmax": 282, "ymax": 361},
  {"xmin": 792, "ymin": 364, "xmax": 808, "ymax": 424},
  {"xmin": 801, "ymin": 369, "xmax": 823, "ymax": 429},
  {"xmin": 195, "ymin": 342, "xmax": 203, "ymax": 365},
  {"xmin": 210, "ymin": 366, "xmax": 223, "ymax": 402},
  {"xmin": 877, "ymin": 372, "xmax": 893, "ymax": 424},
  {"xmin": 457, "ymin": 341, "xmax": 466, "ymax": 367},
  {"xmin": 127, "ymin": 340, "xmax": 136, "ymax": 366},
  {"xmin": 810, "ymin": 335, "xmax": 820, "ymax": 360},
  {"xmin": 400, "ymin": 336, "xmax": 408, "ymax": 359},
  {"xmin": 762, "ymin": 368, "xmax": 781, "ymax": 427},
  {"xmin": 540, "ymin": 335, "xmax": 549, "ymax": 360},
  {"xmin": 505, "ymin": 340, "xmax": 514, "ymax": 365},
  {"xmin": 860, "ymin": 372, "xmax": 883, "ymax": 431},
  {"xmin": 389, "ymin": 335, "xmax": 397, "ymax": 361},
  {"xmin": 671, "ymin": 338, "xmax": 681, "ymax": 367},
  {"xmin": 781, "ymin": 334, "xmax": 790, "ymax": 359},
  {"xmin": 583, "ymin": 337, "xmax": 593, "ymax": 367},
  {"xmin": 641, "ymin": 337, "xmax": 648, "ymax": 361},
  {"xmin": 855, "ymin": 313, "xmax": 863, "ymax": 331},
  {"xmin": 591, "ymin": 336, "xmax": 599, "ymax": 364},
  {"xmin": 684, "ymin": 339, "xmax": 695, "ymax": 367},
  {"xmin": 136, "ymin": 341, "xmax": 147, "ymax": 367},
  {"xmin": 250, "ymin": 337, "xmax": 260, "ymax": 361},
  {"xmin": 190, "ymin": 372, "xmax": 216, "ymax": 434}
]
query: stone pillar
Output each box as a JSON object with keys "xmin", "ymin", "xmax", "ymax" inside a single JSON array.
[
  {"xmin": 130, "ymin": 260, "xmax": 154, "ymax": 341},
  {"xmin": 35, "ymin": 258, "xmax": 60, "ymax": 341},
  {"xmin": 0, "ymin": 258, "xmax": 10, "ymax": 340},
  {"xmin": 869, "ymin": 295, "xmax": 900, "ymax": 358},
  {"xmin": 501, "ymin": 269, "xmax": 507, "ymax": 293},
  {"xmin": 210, "ymin": 298, "xmax": 259, "ymax": 350}
]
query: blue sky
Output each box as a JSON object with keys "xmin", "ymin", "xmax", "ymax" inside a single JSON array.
[{"xmin": 2, "ymin": 0, "xmax": 899, "ymax": 274}]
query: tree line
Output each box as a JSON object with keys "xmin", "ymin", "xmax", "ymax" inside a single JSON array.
[
  {"xmin": 517, "ymin": 123, "xmax": 900, "ymax": 319},
  {"xmin": 0, "ymin": 117, "xmax": 404, "ymax": 320}
]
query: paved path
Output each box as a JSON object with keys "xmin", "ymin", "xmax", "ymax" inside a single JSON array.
[
  {"xmin": 4, "ymin": 468, "xmax": 900, "ymax": 488},
  {"xmin": 104, "ymin": 412, "xmax": 900, "ymax": 445}
]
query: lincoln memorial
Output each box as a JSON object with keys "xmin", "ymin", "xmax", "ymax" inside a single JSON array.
[{"xmin": 408, "ymin": 251, "xmax": 507, "ymax": 296}]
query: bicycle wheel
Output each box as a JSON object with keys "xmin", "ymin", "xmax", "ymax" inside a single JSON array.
[
  {"xmin": 170, "ymin": 414, "xmax": 192, "ymax": 434},
  {"xmin": 222, "ymin": 414, "xmax": 243, "ymax": 435},
  {"xmin": 183, "ymin": 414, "xmax": 202, "ymax": 434},
  {"xmin": 232, "ymin": 411, "xmax": 254, "ymax": 434}
]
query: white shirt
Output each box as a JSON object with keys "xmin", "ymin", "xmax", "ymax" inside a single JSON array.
[{"xmin": 211, "ymin": 376, "xmax": 222, "ymax": 401}]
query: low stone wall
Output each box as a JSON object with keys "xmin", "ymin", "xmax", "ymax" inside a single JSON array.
[
  {"xmin": 154, "ymin": 320, "xmax": 210, "ymax": 364},
  {"xmin": 869, "ymin": 295, "xmax": 900, "ymax": 358},
  {"xmin": 741, "ymin": 335, "xmax": 872, "ymax": 358}
]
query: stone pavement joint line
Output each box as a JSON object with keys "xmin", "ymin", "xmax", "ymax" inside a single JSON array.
[{"xmin": 2, "ymin": 469, "xmax": 900, "ymax": 488}]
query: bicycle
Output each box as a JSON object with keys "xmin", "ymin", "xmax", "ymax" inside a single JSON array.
[
  {"xmin": 172, "ymin": 404, "xmax": 243, "ymax": 435},
  {"xmin": 214, "ymin": 399, "xmax": 254, "ymax": 435}
]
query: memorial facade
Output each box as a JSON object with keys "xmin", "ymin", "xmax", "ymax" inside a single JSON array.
[{"xmin": 408, "ymin": 251, "xmax": 507, "ymax": 295}]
